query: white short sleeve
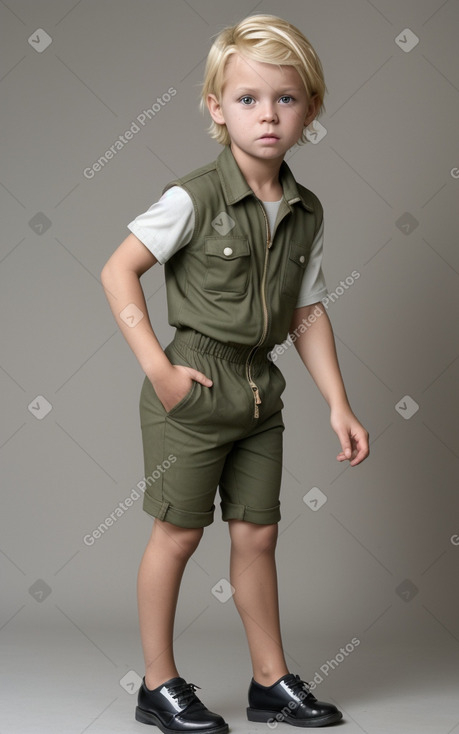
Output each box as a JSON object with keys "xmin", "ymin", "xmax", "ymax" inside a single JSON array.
[
  {"xmin": 295, "ymin": 220, "xmax": 328, "ymax": 308},
  {"xmin": 127, "ymin": 186, "xmax": 195, "ymax": 264}
]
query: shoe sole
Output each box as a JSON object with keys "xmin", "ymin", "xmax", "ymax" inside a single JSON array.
[
  {"xmin": 247, "ymin": 707, "xmax": 343, "ymax": 727},
  {"xmin": 135, "ymin": 706, "xmax": 229, "ymax": 734}
]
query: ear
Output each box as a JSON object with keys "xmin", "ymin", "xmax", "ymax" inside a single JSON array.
[
  {"xmin": 303, "ymin": 95, "xmax": 321, "ymax": 128},
  {"xmin": 206, "ymin": 94, "xmax": 226, "ymax": 125}
]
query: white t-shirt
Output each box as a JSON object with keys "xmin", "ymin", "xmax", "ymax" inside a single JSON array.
[{"xmin": 128, "ymin": 186, "xmax": 328, "ymax": 308}]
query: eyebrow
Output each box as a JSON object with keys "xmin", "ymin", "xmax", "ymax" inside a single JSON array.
[{"xmin": 233, "ymin": 87, "xmax": 302, "ymax": 95}]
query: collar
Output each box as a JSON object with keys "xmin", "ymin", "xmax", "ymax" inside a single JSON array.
[{"xmin": 215, "ymin": 145, "xmax": 313, "ymax": 212}]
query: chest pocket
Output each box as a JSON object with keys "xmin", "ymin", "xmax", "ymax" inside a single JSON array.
[
  {"xmin": 204, "ymin": 238, "xmax": 251, "ymax": 294},
  {"xmin": 282, "ymin": 243, "xmax": 309, "ymax": 299}
]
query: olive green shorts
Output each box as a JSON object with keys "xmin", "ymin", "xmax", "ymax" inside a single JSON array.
[{"xmin": 138, "ymin": 328, "xmax": 286, "ymax": 528}]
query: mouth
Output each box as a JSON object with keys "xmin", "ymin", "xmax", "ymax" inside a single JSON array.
[{"xmin": 259, "ymin": 133, "xmax": 280, "ymax": 141}]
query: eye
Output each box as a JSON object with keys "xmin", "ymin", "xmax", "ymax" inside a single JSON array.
[
  {"xmin": 240, "ymin": 95, "xmax": 255, "ymax": 105},
  {"xmin": 279, "ymin": 95, "xmax": 294, "ymax": 104}
]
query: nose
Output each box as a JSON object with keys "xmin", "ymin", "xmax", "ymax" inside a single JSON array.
[{"xmin": 260, "ymin": 101, "xmax": 278, "ymax": 123}]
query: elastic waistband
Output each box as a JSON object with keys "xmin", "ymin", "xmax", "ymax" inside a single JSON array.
[{"xmin": 173, "ymin": 328, "xmax": 271, "ymax": 365}]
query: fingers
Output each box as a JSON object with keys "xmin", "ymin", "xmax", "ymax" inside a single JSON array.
[
  {"xmin": 344, "ymin": 445, "xmax": 366, "ymax": 467},
  {"xmin": 336, "ymin": 429, "xmax": 369, "ymax": 466},
  {"xmin": 353, "ymin": 429, "xmax": 370, "ymax": 465},
  {"xmin": 349, "ymin": 452, "xmax": 366, "ymax": 467},
  {"xmin": 153, "ymin": 364, "xmax": 212, "ymax": 413},
  {"xmin": 184, "ymin": 367, "xmax": 213, "ymax": 387},
  {"xmin": 336, "ymin": 431, "xmax": 353, "ymax": 461},
  {"xmin": 351, "ymin": 438, "xmax": 370, "ymax": 466}
]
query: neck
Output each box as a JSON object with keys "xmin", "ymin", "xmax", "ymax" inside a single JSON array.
[{"xmin": 229, "ymin": 144, "xmax": 284, "ymax": 201}]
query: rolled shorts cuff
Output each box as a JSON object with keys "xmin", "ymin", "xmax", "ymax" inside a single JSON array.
[
  {"xmin": 221, "ymin": 501, "xmax": 281, "ymax": 525},
  {"xmin": 143, "ymin": 493, "xmax": 215, "ymax": 528}
]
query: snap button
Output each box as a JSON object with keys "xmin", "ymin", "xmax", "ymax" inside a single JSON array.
[
  {"xmin": 223, "ymin": 247, "xmax": 233, "ymax": 256},
  {"xmin": 299, "ymin": 255, "xmax": 305, "ymax": 264}
]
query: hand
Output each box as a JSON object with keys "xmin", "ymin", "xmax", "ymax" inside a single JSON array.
[
  {"xmin": 330, "ymin": 406, "xmax": 369, "ymax": 467},
  {"xmin": 150, "ymin": 363, "xmax": 212, "ymax": 413}
]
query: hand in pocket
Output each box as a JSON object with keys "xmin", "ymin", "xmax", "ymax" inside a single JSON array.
[{"xmin": 149, "ymin": 363, "xmax": 212, "ymax": 413}]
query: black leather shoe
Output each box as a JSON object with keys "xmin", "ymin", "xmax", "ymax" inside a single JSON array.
[
  {"xmin": 135, "ymin": 676, "xmax": 229, "ymax": 733},
  {"xmin": 247, "ymin": 673, "xmax": 343, "ymax": 727}
]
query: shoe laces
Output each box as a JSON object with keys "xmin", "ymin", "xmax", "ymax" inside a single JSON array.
[
  {"xmin": 284, "ymin": 674, "xmax": 313, "ymax": 701},
  {"xmin": 169, "ymin": 680, "xmax": 201, "ymax": 708}
]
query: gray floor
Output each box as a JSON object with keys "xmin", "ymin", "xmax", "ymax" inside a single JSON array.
[{"xmin": 1, "ymin": 624, "xmax": 458, "ymax": 733}]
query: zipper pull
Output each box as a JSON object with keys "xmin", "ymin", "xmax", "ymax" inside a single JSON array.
[
  {"xmin": 252, "ymin": 385, "xmax": 261, "ymax": 418},
  {"xmin": 252, "ymin": 385, "xmax": 262, "ymax": 405}
]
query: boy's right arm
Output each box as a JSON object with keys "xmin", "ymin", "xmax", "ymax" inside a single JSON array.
[{"xmin": 100, "ymin": 233, "xmax": 212, "ymax": 412}]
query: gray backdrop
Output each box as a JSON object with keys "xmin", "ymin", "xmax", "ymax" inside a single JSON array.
[{"xmin": 1, "ymin": 0, "xmax": 459, "ymax": 730}]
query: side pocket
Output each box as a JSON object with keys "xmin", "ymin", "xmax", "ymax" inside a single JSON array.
[{"xmin": 165, "ymin": 380, "xmax": 198, "ymax": 417}]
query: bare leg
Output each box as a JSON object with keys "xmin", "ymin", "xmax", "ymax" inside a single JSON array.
[
  {"xmin": 137, "ymin": 518, "xmax": 203, "ymax": 690},
  {"xmin": 228, "ymin": 520, "xmax": 289, "ymax": 685}
]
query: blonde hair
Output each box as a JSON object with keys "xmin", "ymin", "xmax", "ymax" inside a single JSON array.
[{"xmin": 200, "ymin": 14, "xmax": 327, "ymax": 146}]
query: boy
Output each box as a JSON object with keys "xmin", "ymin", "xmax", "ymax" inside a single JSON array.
[{"xmin": 101, "ymin": 14, "xmax": 369, "ymax": 732}]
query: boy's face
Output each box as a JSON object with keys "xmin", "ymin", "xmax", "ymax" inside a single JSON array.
[{"xmin": 207, "ymin": 53, "xmax": 318, "ymax": 164}]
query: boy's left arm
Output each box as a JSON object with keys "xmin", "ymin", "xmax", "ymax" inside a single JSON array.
[{"xmin": 289, "ymin": 303, "xmax": 369, "ymax": 466}]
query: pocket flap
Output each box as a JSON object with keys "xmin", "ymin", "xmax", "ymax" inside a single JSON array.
[
  {"xmin": 205, "ymin": 238, "xmax": 250, "ymax": 260},
  {"xmin": 289, "ymin": 243, "xmax": 309, "ymax": 268}
]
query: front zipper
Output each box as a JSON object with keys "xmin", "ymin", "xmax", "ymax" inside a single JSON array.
[{"xmin": 246, "ymin": 198, "xmax": 272, "ymax": 418}]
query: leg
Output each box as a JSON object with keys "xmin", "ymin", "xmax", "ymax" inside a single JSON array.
[
  {"xmin": 137, "ymin": 518, "xmax": 203, "ymax": 689},
  {"xmin": 228, "ymin": 519, "xmax": 289, "ymax": 685},
  {"xmin": 230, "ymin": 528, "xmax": 343, "ymax": 728}
]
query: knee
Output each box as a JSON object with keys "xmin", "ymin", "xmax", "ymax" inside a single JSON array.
[
  {"xmin": 230, "ymin": 521, "xmax": 278, "ymax": 556},
  {"xmin": 176, "ymin": 526, "xmax": 204, "ymax": 559},
  {"xmin": 152, "ymin": 521, "xmax": 204, "ymax": 561}
]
